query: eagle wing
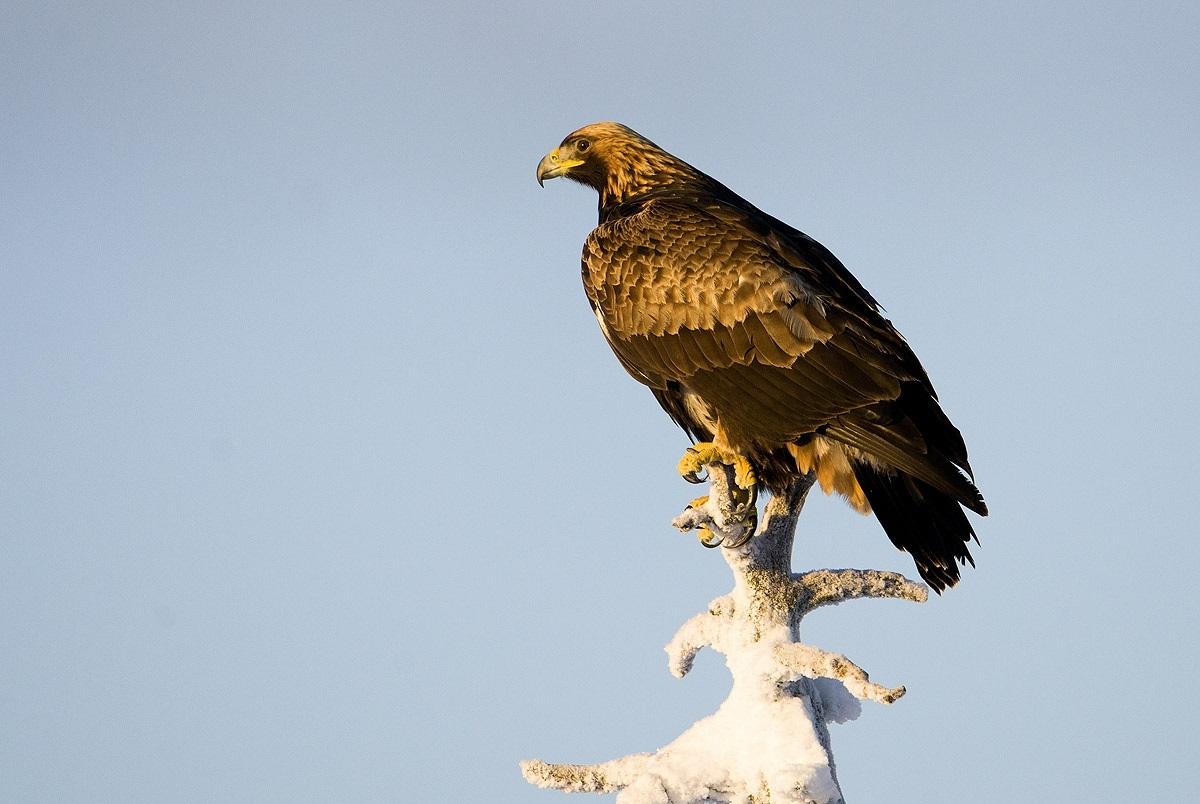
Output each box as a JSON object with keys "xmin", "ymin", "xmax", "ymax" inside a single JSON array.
[{"xmin": 583, "ymin": 196, "xmax": 983, "ymax": 512}]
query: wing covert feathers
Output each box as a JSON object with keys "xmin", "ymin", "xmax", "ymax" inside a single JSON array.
[{"xmin": 569, "ymin": 140, "xmax": 985, "ymax": 588}]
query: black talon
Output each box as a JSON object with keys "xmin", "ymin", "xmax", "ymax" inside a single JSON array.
[
  {"xmin": 723, "ymin": 508, "xmax": 758, "ymax": 549},
  {"xmin": 679, "ymin": 446, "xmax": 711, "ymax": 484}
]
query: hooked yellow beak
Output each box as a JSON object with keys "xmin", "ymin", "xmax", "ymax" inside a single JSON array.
[{"xmin": 536, "ymin": 147, "xmax": 584, "ymax": 186}]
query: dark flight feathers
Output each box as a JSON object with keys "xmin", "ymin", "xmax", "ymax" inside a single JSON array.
[{"xmin": 543, "ymin": 122, "xmax": 986, "ymax": 590}]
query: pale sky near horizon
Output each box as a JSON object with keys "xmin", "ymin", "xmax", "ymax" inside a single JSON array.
[{"xmin": 3, "ymin": 2, "xmax": 1198, "ymax": 802}]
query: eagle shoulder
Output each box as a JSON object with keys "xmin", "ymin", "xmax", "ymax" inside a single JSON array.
[{"xmin": 581, "ymin": 198, "xmax": 839, "ymax": 384}]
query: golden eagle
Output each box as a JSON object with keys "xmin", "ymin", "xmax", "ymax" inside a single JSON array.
[{"xmin": 537, "ymin": 122, "xmax": 986, "ymax": 590}]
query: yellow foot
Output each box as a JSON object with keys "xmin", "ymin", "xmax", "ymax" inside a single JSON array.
[
  {"xmin": 684, "ymin": 496, "xmax": 723, "ymax": 547},
  {"xmin": 678, "ymin": 461, "xmax": 759, "ymax": 549},
  {"xmin": 677, "ymin": 443, "xmax": 757, "ymax": 489}
]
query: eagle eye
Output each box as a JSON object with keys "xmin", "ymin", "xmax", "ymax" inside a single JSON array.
[{"xmin": 576, "ymin": 138, "xmax": 590, "ymax": 152}]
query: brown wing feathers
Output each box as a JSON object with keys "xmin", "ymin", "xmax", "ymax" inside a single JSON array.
[{"xmin": 560, "ymin": 123, "xmax": 986, "ymax": 589}]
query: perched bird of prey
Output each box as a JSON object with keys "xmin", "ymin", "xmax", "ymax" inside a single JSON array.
[{"xmin": 537, "ymin": 122, "xmax": 986, "ymax": 590}]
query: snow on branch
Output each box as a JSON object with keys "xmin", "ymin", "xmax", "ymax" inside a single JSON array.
[{"xmin": 522, "ymin": 467, "xmax": 928, "ymax": 804}]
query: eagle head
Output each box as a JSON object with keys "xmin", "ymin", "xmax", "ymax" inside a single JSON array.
[{"xmin": 537, "ymin": 122, "xmax": 701, "ymax": 206}]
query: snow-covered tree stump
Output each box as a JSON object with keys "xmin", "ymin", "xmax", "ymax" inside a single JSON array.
[{"xmin": 521, "ymin": 465, "xmax": 928, "ymax": 803}]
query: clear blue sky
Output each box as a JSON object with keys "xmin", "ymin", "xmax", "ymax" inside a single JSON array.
[{"xmin": 2, "ymin": 2, "xmax": 1197, "ymax": 802}]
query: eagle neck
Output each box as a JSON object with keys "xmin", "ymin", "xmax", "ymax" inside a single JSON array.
[
  {"xmin": 596, "ymin": 182, "xmax": 733, "ymax": 224},
  {"xmin": 595, "ymin": 149, "xmax": 708, "ymax": 210},
  {"xmin": 597, "ymin": 194, "xmax": 653, "ymax": 224}
]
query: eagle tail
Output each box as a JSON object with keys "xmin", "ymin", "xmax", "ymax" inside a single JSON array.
[{"xmin": 852, "ymin": 462, "xmax": 978, "ymax": 593}]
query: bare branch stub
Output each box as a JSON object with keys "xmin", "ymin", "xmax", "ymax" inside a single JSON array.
[
  {"xmin": 665, "ymin": 607, "xmax": 726, "ymax": 678},
  {"xmin": 774, "ymin": 642, "xmax": 907, "ymax": 705},
  {"xmin": 795, "ymin": 568, "xmax": 929, "ymax": 613}
]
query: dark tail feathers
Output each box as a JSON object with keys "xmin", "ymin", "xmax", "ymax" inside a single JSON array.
[{"xmin": 854, "ymin": 461, "xmax": 980, "ymax": 593}]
